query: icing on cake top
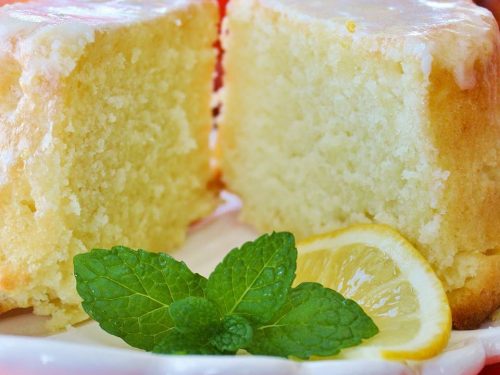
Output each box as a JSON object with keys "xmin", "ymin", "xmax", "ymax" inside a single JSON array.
[
  {"xmin": 259, "ymin": 0, "xmax": 499, "ymax": 89},
  {"xmin": 0, "ymin": 0, "xmax": 195, "ymax": 25},
  {"xmin": 264, "ymin": 0, "xmax": 494, "ymax": 36}
]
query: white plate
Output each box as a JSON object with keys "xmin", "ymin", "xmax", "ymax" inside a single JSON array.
[{"xmin": 0, "ymin": 194, "xmax": 498, "ymax": 375}]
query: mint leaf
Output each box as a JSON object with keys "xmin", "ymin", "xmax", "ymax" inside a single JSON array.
[
  {"xmin": 207, "ymin": 232, "xmax": 296, "ymax": 323},
  {"xmin": 153, "ymin": 330, "xmax": 220, "ymax": 355},
  {"xmin": 170, "ymin": 297, "xmax": 220, "ymax": 338},
  {"xmin": 211, "ymin": 315, "xmax": 253, "ymax": 353},
  {"xmin": 74, "ymin": 246, "xmax": 206, "ymax": 351},
  {"xmin": 247, "ymin": 283, "xmax": 378, "ymax": 359}
]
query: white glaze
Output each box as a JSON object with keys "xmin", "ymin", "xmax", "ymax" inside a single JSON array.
[
  {"xmin": 259, "ymin": 0, "xmax": 499, "ymax": 90},
  {"xmin": 0, "ymin": 0, "xmax": 203, "ymax": 42},
  {"xmin": 262, "ymin": 0, "xmax": 493, "ymax": 36},
  {"xmin": 0, "ymin": 0, "xmax": 198, "ymax": 26}
]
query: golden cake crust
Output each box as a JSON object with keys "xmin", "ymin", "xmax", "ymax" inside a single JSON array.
[
  {"xmin": 428, "ymin": 36, "xmax": 500, "ymax": 328},
  {"xmin": 448, "ymin": 254, "xmax": 500, "ymax": 329}
]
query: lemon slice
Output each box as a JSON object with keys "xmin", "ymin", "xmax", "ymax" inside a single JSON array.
[{"xmin": 296, "ymin": 224, "xmax": 451, "ymax": 360}]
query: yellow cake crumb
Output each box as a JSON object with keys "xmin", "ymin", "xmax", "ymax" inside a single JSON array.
[{"xmin": 0, "ymin": 0, "xmax": 219, "ymax": 330}]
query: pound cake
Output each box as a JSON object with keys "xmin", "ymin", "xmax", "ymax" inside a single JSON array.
[
  {"xmin": 0, "ymin": 0, "xmax": 218, "ymax": 329},
  {"xmin": 219, "ymin": 0, "xmax": 500, "ymax": 329}
]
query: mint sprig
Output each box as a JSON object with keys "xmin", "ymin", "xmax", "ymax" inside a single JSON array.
[
  {"xmin": 74, "ymin": 233, "xmax": 378, "ymax": 359},
  {"xmin": 211, "ymin": 315, "xmax": 253, "ymax": 352},
  {"xmin": 247, "ymin": 283, "xmax": 379, "ymax": 359},
  {"xmin": 169, "ymin": 297, "xmax": 220, "ymax": 338},
  {"xmin": 207, "ymin": 232, "xmax": 296, "ymax": 323}
]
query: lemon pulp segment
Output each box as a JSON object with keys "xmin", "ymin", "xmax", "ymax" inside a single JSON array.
[{"xmin": 296, "ymin": 224, "xmax": 451, "ymax": 360}]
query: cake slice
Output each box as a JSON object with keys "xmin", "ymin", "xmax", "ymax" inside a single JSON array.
[
  {"xmin": 219, "ymin": 0, "xmax": 500, "ymax": 329},
  {"xmin": 0, "ymin": 0, "xmax": 218, "ymax": 329}
]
